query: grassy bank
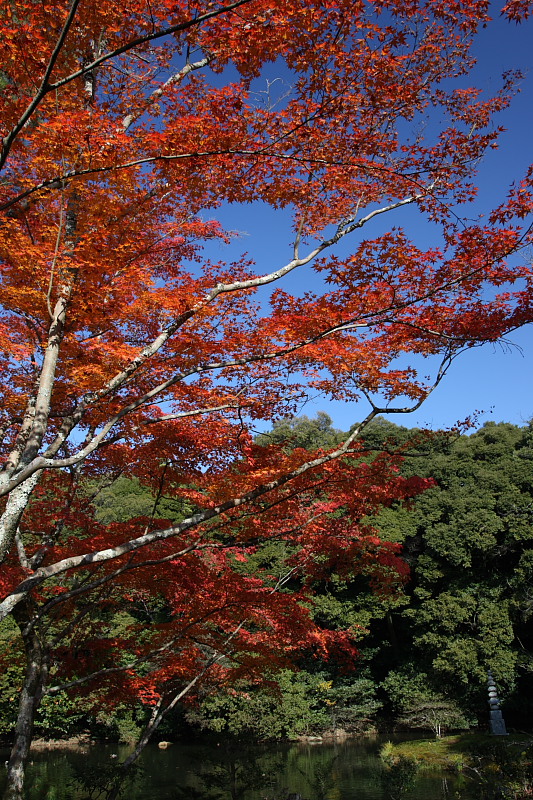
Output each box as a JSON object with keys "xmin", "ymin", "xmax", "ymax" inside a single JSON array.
[{"xmin": 383, "ymin": 733, "xmax": 533, "ymax": 772}]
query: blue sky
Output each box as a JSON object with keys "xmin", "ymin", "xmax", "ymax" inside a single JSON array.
[{"xmin": 202, "ymin": 7, "xmax": 533, "ymax": 433}]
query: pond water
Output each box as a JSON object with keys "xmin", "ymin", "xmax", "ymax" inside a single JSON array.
[{"xmin": 0, "ymin": 737, "xmax": 464, "ymax": 800}]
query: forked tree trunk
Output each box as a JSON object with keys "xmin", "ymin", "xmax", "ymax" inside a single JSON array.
[{"xmin": 3, "ymin": 622, "xmax": 46, "ymax": 800}]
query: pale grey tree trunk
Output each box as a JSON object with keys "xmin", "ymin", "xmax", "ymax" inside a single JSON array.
[{"xmin": 3, "ymin": 616, "xmax": 46, "ymax": 800}]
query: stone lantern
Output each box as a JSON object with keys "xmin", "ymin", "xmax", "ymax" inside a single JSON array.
[{"xmin": 487, "ymin": 670, "xmax": 508, "ymax": 735}]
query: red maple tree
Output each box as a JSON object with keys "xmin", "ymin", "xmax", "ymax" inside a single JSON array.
[{"xmin": 0, "ymin": 0, "xmax": 532, "ymax": 797}]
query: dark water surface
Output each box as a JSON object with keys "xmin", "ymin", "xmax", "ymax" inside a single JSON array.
[{"xmin": 1, "ymin": 737, "xmax": 460, "ymax": 800}]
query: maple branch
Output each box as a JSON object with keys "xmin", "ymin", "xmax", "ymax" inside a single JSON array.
[
  {"xmin": 1, "ymin": 191, "xmax": 417, "ymax": 475},
  {"xmin": 44, "ymin": 644, "xmax": 177, "ymax": 696},
  {"xmin": 118, "ymin": 620, "xmax": 248, "ymax": 773},
  {"xmin": 0, "ymin": 150, "xmax": 430, "ymax": 213},
  {"xmin": 50, "ymin": 0, "xmax": 253, "ymax": 92},
  {"xmin": 0, "ymin": 0, "xmax": 82, "ymax": 171},
  {"xmin": 0, "ymin": 265, "xmax": 502, "ymax": 504},
  {"xmin": 14, "ymin": 531, "xmax": 30, "ymax": 571},
  {"xmin": 44, "ymin": 594, "xmax": 242, "ymax": 695},
  {"xmin": 0, "ymin": 409, "xmax": 380, "ymax": 621},
  {"xmin": 23, "ymin": 547, "xmax": 205, "ymax": 636},
  {"xmin": 293, "ymin": 213, "xmax": 307, "ymax": 260},
  {"xmin": 122, "ymin": 54, "xmax": 214, "ymax": 132},
  {"xmin": 0, "ymin": 0, "xmax": 255, "ymax": 172},
  {"xmin": 21, "ymin": 507, "xmax": 315, "ymax": 636},
  {"xmin": 202, "ymin": 479, "xmax": 331, "ymax": 545},
  {"xmin": 192, "ymin": 195, "xmax": 426, "ymax": 300},
  {"xmin": 0, "ymin": 208, "xmax": 520, "ymax": 508},
  {"xmin": 46, "ymin": 198, "xmax": 66, "ymax": 320},
  {"xmin": 5, "ymin": 189, "xmax": 81, "ymax": 483},
  {"xmin": 119, "ymin": 566, "xmax": 299, "ymax": 774},
  {"xmin": 387, "ymin": 320, "xmax": 465, "ymax": 342},
  {"xmin": 360, "ymin": 350, "xmax": 455, "ymax": 415},
  {"xmin": 22, "ymin": 475, "xmax": 338, "ymax": 639},
  {"xmin": 0, "ymin": 324, "xmax": 369, "ymax": 485},
  {"xmin": 142, "ymin": 399, "xmax": 251, "ymax": 424}
]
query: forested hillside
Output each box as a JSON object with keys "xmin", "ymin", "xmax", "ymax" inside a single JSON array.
[
  {"xmin": 362, "ymin": 417, "xmax": 533, "ymax": 732},
  {"xmin": 253, "ymin": 415, "xmax": 533, "ymax": 736},
  {"xmin": 1, "ymin": 416, "xmax": 531, "ymax": 743}
]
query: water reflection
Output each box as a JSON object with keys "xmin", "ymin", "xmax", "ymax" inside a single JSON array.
[{"xmin": 0, "ymin": 737, "xmax": 460, "ymax": 800}]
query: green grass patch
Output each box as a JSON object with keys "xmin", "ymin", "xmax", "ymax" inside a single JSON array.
[{"xmin": 385, "ymin": 734, "xmax": 533, "ymax": 773}]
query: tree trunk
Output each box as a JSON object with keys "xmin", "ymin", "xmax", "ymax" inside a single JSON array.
[{"xmin": 3, "ymin": 620, "xmax": 45, "ymax": 800}]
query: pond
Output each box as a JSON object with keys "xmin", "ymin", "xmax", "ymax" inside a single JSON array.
[{"xmin": 0, "ymin": 737, "xmax": 463, "ymax": 800}]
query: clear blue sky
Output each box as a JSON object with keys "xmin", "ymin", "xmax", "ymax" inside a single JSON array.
[{"xmin": 203, "ymin": 7, "xmax": 533, "ymax": 433}]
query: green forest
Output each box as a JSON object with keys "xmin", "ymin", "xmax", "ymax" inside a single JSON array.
[{"xmin": 1, "ymin": 416, "xmax": 531, "ymax": 747}]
